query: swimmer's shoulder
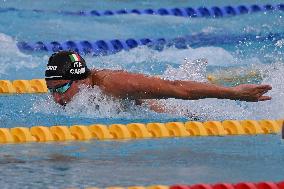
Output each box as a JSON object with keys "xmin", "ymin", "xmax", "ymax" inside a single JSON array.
[
  {"xmin": 91, "ymin": 69, "xmax": 126, "ymax": 77},
  {"xmin": 90, "ymin": 69, "xmax": 126, "ymax": 86}
]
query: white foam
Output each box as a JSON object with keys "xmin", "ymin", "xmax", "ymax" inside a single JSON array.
[
  {"xmin": 163, "ymin": 58, "xmax": 208, "ymax": 81},
  {"xmin": 245, "ymin": 62, "xmax": 284, "ymax": 119},
  {"xmin": 275, "ymin": 39, "xmax": 284, "ymax": 48},
  {"xmin": 32, "ymin": 85, "xmax": 163, "ymax": 119},
  {"xmin": 158, "ymin": 61, "xmax": 284, "ymax": 120},
  {"xmin": 86, "ymin": 45, "xmax": 238, "ymax": 72},
  {"xmin": 0, "ymin": 33, "xmax": 42, "ymax": 76},
  {"xmin": 33, "ymin": 45, "xmax": 284, "ymax": 120}
]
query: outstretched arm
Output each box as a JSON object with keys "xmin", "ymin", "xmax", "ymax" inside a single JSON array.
[{"xmin": 95, "ymin": 70, "xmax": 272, "ymax": 102}]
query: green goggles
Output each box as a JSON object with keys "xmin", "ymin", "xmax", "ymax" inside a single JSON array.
[{"xmin": 48, "ymin": 81, "xmax": 73, "ymax": 94}]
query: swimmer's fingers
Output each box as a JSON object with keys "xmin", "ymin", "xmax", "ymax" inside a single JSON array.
[
  {"xmin": 231, "ymin": 84, "xmax": 272, "ymax": 102},
  {"xmin": 258, "ymin": 96, "xmax": 272, "ymax": 101},
  {"xmin": 256, "ymin": 89, "xmax": 271, "ymax": 101},
  {"xmin": 257, "ymin": 89, "xmax": 270, "ymax": 96},
  {"xmin": 255, "ymin": 85, "xmax": 272, "ymax": 98},
  {"xmin": 256, "ymin": 84, "xmax": 272, "ymax": 91}
]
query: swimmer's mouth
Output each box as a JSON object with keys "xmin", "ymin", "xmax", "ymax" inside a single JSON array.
[{"xmin": 58, "ymin": 100, "xmax": 67, "ymax": 106}]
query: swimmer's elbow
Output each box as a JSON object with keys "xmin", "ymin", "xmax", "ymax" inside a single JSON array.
[{"xmin": 171, "ymin": 80, "xmax": 192, "ymax": 100}]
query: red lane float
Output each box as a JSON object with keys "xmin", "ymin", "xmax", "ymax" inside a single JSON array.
[{"xmin": 170, "ymin": 185, "xmax": 191, "ymax": 189}]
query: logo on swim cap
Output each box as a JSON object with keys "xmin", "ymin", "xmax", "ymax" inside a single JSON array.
[
  {"xmin": 69, "ymin": 54, "xmax": 81, "ymax": 62},
  {"xmin": 69, "ymin": 60, "xmax": 86, "ymax": 75},
  {"xmin": 45, "ymin": 51, "xmax": 90, "ymax": 80},
  {"xmin": 46, "ymin": 66, "xmax": 57, "ymax": 71}
]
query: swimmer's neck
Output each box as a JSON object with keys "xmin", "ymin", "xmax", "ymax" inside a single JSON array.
[{"xmin": 90, "ymin": 69, "xmax": 111, "ymax": 87}]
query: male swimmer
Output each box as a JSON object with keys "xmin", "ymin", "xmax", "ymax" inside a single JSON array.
[{"xmin": 45, "ymin": 51, "xmax": 272, "ymax": 108}]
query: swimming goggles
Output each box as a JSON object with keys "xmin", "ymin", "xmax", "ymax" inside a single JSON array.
[{"xmin": 48, "ymin": 81, "xmax": 73, "ymax": 94}]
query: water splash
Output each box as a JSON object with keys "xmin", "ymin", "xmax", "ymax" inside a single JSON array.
[
  {"xmin": 0, "ymin": 33, "xmax": 44, "ymax": 79},
  {"xmin": 159, "ymin": 61, "xmax": 284, "ymax": 120},
  {"xmin": 31, "ymin": 44, "xmax": 284, "ymax": 121},
  {"xmin": 163, "ymin": 58, "xmax": 208, "ymax": 81},
  {"xmin": 88, "ymin": 46, "xmax": 238, "ymax": 73},
  {"xmin": 245, "ymin": 62, "xmax": 284, "ymax": 119},
  {"xmin": 32, "ymin": 85, "xmax": 165, "ymax": 120},
  {"xmin": 275, "ymin": 39, "xmax": 284, "ymax": 48}
]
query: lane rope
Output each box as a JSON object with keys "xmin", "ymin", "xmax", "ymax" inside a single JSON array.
[
  {"xmin": 0, "ymin": 79, "xmax": 47, "ymax": 94},
  {"xmin": 71, "ymin": 181, "xmax": 284, "ymax": 189},
  {"xmin": 17, "ymin": 33, "xmax": 283, "ymax": 56},
  {"xmin": 1, "ymin": 4, "xmax": 283, "ymax": 18},
  {"xmin": 0, "ymin": 119, "xmax": 283, "ymax": 144}
]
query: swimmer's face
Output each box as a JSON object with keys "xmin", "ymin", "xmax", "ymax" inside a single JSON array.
[{"xmin": 46, "ymin": 80, "xmax": 81, "ymax": 106}]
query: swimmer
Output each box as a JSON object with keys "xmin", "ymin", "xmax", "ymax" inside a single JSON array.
[{"xmin": 45, "ymin": 51, "xmax": 272, "ymax": 108}]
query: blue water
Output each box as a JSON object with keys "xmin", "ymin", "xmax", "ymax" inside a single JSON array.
[
  {"xmin": 1, "ymin": 135, "xmax": 284, "ymax": 188},
  {"xmin": 0, "ymin": 0, "xmax": 284, "ymax": 188}
]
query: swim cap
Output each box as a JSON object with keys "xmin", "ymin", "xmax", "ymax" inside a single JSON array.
[{"xmin": 45, "ymin": 51, "xmax": 91, "ymax": 80}]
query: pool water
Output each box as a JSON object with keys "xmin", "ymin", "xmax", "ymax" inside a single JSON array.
[
  {"xmin": 1, "ymin": 135, "xmax": 284, "ymax": 188},
  {"xmin": 0, "ymin": 0, "xmax": 284, "ymax": 188}
]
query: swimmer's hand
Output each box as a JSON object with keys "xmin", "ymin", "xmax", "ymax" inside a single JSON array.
[{"xmin": 231, "ymin": 84, "xmax": 272, "ymax": 102}]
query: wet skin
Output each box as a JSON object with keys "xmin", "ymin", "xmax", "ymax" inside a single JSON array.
[
  {"xmin": 46, "ymin": 69, "xmax": 272, "ymax": 107},
  {"xmin": 46, "ymin": 79, "xmax": 85, "ymax": 105}
]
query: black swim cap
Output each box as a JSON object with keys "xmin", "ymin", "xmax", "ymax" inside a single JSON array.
[{"xmin": 45, "ymin": 51, "xmax": 91, "ymax": 80}]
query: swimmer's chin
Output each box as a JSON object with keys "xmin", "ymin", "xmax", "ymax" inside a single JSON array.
[{"xmin": 57, "ymin": 100, "xmax": 68, "ymax": 107}]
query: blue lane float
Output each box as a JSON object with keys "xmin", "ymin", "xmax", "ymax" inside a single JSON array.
[
  {"xmin": 17, "ymin": 33, "xmax": 284, "ymax": 56},
  {"xmin": 1, "ymin": 4, "xmax": 283, "ymax": 18}
]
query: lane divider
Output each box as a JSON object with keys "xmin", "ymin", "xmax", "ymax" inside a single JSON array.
[
  {"xmin": 17, "ymin": 33, "xmax": 283, "ymax": 55},
  {"xmin": 0, "ymin": 120, "xmax": 283, "ymax": 144},
  {"xmin": 1, "ymin": 4, "xmax": 283, "ymax": 18},
  {"xmin": 70, "ymin": 181, "xmax": 284, "ymax": 189},
  {"xmin": 0, "ymin": 79, "xmax": 47, "ymax": 93},
  {"xmin": 0, "ymin": 72, "xmax": 262, "ymax": 94},
  {"xmin": 207, "ymin": 70, "xmax": 262, "ymax": 85}
]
